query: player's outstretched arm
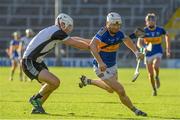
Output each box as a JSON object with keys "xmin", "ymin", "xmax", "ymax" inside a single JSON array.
[
  {"xmin": 63, "ymin": 37, "xmax": 90, "ymax": 50},
  {"xmin": 165, "ymin": 33, "xmax": 171, "ymax": 57},
  {"xmin": 90, "ymin": 38, "xmax": 106, "ymax": 71},
  {"xmin": 123, "ymin": 38, "xmax": 144, "ymax": 60},
  {"xmin": 71, "ymin": 37, "xmax": 91, "ymax": 44},
  {"xmin": 123, "ymin": 37, "xmax": 138, "ymax": 53},
  {"xmin": 129, "ymin": 28, "xmax": 145, "ymax": 39}
]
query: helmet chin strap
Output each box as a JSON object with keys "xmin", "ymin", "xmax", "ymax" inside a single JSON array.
[{"xmin": 57, "ymin": 18, "xmax": 61, "ymax": 27}]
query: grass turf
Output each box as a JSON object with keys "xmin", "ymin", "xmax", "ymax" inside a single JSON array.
[{"xmin": 0, "ymin": 67, "xmax": 180, "ymax": 119}]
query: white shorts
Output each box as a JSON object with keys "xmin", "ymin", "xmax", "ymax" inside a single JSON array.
[
  {"xmin": 11, "ymin": 57, "xmax": 20, "ymax": 63},
  {"xmin": 145, "ymin": 53, "xmax": 162, "ymax": 64},
  {"xmin": 93, "ymin": 65, "xmax": 117, "ymax": 80}
]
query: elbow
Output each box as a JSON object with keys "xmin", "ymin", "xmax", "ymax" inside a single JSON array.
[
  {"xmin": 89, "ymin": 43, "xmax": 94, "ymax": 50},
  {"xmin": 89, "ymin": 44, "xmax": 96, "ymax": 53},
  {"xmin": 89, "ymin": 43, "xmax": 97, "ymax": 51}
]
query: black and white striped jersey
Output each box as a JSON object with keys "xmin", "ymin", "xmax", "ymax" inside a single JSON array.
[
  {"xmin": 20, "ymin": 36, "xmax": 33, "ymax": 50},
  {"xmin": 23, "ymin": 25, "xmax": 69, "ymax": 63}
]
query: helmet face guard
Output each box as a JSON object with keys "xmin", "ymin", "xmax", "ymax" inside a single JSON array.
[
  {"xmin": 106, "ymin": 12, "xmax": 122, "ymax": 25},
  {"xmin": 55, "ymin": 13, "xmax": 73, "ymax": 30},
  {"xmin": 145, "ymin": 13, "xmax": 157, "ymax": 28},
  {"xmin": 25, "ymin": 29, "xmax": 34, "ymax": 37},
  {"xmin": 12, "ymin": 31, "xmax": 21, "ymax": 40},
  {"xmin": 146, "ymin": 16, "xmax": 156, "ymax": 22},
  {"xmin": 145, "ymin": 13, "xmax": 156, "ymax": 22},
  {"xmin": 57, "ymin": 18, "xmax": 61, "ymax": 27}
]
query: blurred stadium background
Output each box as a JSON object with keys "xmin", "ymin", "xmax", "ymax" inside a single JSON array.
[{"xmin": 0, "ymin": 0, "xmax": 179, "ymax": 68}]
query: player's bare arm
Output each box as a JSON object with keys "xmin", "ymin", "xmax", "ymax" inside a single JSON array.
[
  {"xmin": 71, "ymin": 36, "xmax": 91, "ymax": 44},
  {"xmin": 123, "ymin": 37, "xmax": 144, "ymax": 60},
  {"xmin": 63, "ymin": 37, "xmax": 90, "ymax": 50},
  {"xmin": 89, "ymin": 38, "xmax": 107, "ymax": 71},
  {"xmin": 9, "ymin": 45, "xmax": 13, "ymax": 58},
  {"xmin": 137, "ymin": 38, "xmax": 144, "ymax": 49},
  {"xmin": 164, "ymin": 33, "xmax": 171, "ymax": 57}
]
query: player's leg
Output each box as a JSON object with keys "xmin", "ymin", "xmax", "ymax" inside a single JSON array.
[
  {"xmin": 104, "ymin": 75, "xmax": 133, "ymax": 108},
  {"xmin": 103, "ymin": 75, "xmax": 147, "ymax": 116},
  {"xmin": 19, "ymin": 59, "xmax": 28, "ymax": 81},
  {"xmin": 79, "ymin": 75, "xmax": 114, "ymax": 93},
  {"xmin": 39, "ymin": 85, "xmax": 53, "ymax": 104},
  {"xmin": 9, "ymin": 59, "xmax": 17, "ymax": 81},
  {"xmin": 146, "ymin": 62, "xmax": 157, "ymax": 96},
  {"xmin": 153, "ymin": 57, "xmax": 161, "ymax": 88},
  {"xmin": 21, "ymin": 59, "xmax": 60, "ymax": 114},
  {"xmin": 18, "ymin": 60, "xmax": 23, "ymax": 81},
  {"xmin": 6, "ymin": 48, "xmax": 10, "ymax": 57},
  {"xmin": 23, "ymin": 74, "xmax": 28, "ymax": 82},
  {"xmin": 32, "ymin": 69, "xmax": 60, "ymax": 102},
  {"xmin": 38, "ymin": 69, "xmax": 60, "ymax": 95},
  {"xmin": 79, "ymin": 66, "xmax": 116, "ymax": 93},
  {"xmin": 91, "ymin": 79, "xmax": 114, "ymax": 93},
  {"xmin": 29, "ymin": 69, "xmax": 60, "ymax": 114}
]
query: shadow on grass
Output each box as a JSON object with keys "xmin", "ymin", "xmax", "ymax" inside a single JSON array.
[
  {"xmin": 46, "ymin": 112, "xmax": 147, "ymax": 120},
  {"xmin": 36, "ymin": 113, "xmax": 180, "ymax": 120},
  {"xmin": 0, "ymin": 100, "xmax": 120, "ymax": 104},
  {"xmin": 149, "ymin": 115, "xmax": 180, "ymax": 120}
]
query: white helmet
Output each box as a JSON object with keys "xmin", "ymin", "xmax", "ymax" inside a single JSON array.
[
  {"xmin": 55, "ymin": 13, "xmax": 73, "ymax": 29},
  {"xmin": 145, "ymin": 13, "xmax": 156, "ymax": 22},
  {"xmin": 12, "ymin": 31, "xmax": 21, "ymax": 37},
  {"xmin": 25, "ymin": 28, "xmax": 34, "ymax": 34},
  {"xmin": 106, "ymin": 12, "xmax": 122, "ymax": 24}
]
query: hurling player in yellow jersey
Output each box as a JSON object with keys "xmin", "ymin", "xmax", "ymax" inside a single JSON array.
[{"xmin": 137, "ymin": 13, "xmax": 171, "ymax": 96}]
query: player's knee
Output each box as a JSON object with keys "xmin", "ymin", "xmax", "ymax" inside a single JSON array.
[
  {"xmin": 51, "ymin": 79, "xmax": 60, "ymax": 90},
  {"xmin": 54, "ymin": 79, "xmax": 60, "ymax": 89},
  {"xmin": 153, "ymin": 65, "xmax": 159, "ymax": 70},
  {"xmin": 148, "ymin": 73, "xmax": 154, "ymax": 79},
  {"xmin": 11, "ymin": 66, "xmax": 16, "ymax": 71}
]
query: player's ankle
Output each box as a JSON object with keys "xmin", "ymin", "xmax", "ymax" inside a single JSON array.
[
  {"xmin": 33, "ymin": 93, "xmax": 43, "ymax": 99},
  {"xmin": 87, "ymin": 79, "xmax": 91, "ymax": 85},
  {"xmin": 131, "ymin": 106, "xmax": 137, "ymax": 112},
  {"xmin": 153, "ymin": 88, "xmax": 156, "ymax": 92}
]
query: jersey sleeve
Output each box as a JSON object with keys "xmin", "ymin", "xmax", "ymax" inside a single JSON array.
[
  {"xmin": 120, "ymin": 31, "xmax": 127, "ymax": 41},
  {"xmin": 19, "ymin": 38, "xmax": 24, "ymax": 45},
  {"xmin": 10, "ymin": 40, "xmax": 14, "ymax": 46},
  {"xmin": 94, "ymin": 33, "xmax": 103, "ymax": 41},
  {"xmin": 19, "ymin": 40, "xmax": 24, "ymax": 46},
  {"xmin": 160, "ymin": 27, "xmax": 167, "ymax": 35},
  {"xmin": 94, "ymin": 27, "xmax": 107, "ymax": 42},
  {"xmin": 51, "ymin": 30, "xmax": 69, "ymax": 41}
]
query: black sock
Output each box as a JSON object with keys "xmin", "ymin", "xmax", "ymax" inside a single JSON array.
[
  {"xmin": 131, "ymin": 106, "xmax": 137, "ymax": 112},
  {"xmin": 33, "ymin": 93, "xmax": 43, "ymax": 99},
  {"xmin": 10, "ymin": 70, "xmax": 14, "ymax": 78},
  {"xmin": 153, "ymin": 88, "xmax": 156, "ymax": 91},
  {"xmin": 87, "ymin": 79, "xmax": 91, "ymax": 85}
]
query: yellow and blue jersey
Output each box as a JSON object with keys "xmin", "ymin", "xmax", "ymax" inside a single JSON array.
[
  {"xmin": 93, "ymin": 27, "xmax": 126, "ymax": 68},
  {"xmin": 10, "ymin": 39, "xmax": 20, "ymax": 58},
  {"xmin": 143, "ymin": 26, "xmax": 166, "ymax": 57}
]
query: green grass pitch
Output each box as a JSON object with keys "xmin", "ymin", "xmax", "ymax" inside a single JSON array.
[{"xmin": 0, "ymin": 67, "xmax": 180, "ymax": 119}]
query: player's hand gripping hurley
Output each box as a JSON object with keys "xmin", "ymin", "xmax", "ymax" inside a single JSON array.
[{"xmin": 132, "ymin": 43, "xmax": 152, "ymax": 82}]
